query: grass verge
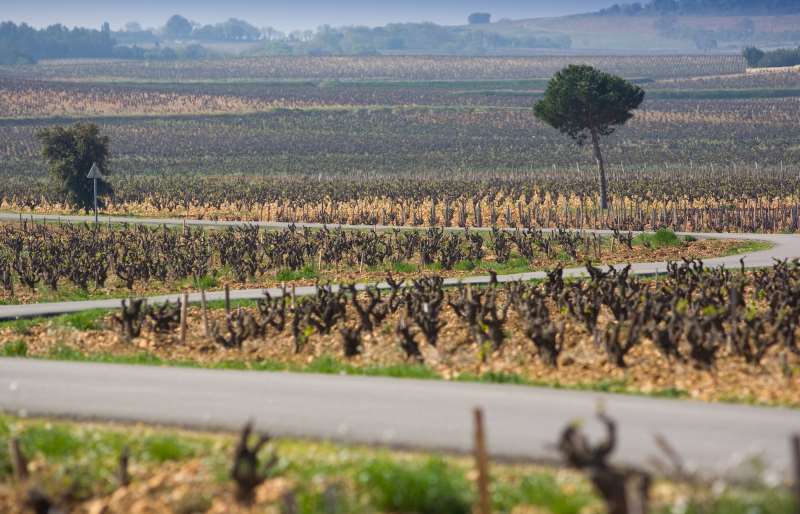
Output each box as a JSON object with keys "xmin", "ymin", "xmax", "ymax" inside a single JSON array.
[
  {"xmin": 0, "ymin": 413, "xmax": 594, "ymax": 514},
  {"xmin": 723, "ymin": 239, "xmax": 774, "ymax": 256},
  {"xmin": 0, "ymin": 414, "xmax": 792, "ymax": 514}
]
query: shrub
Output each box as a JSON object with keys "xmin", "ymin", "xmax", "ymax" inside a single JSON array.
[
  {"xmin": 0, "ymin": 417, "xmax": 10, "ymax": 478},
  {"xmin": 141, "ymin": 434, "xmax": 196, "ymax": 463},
  {"xmin": 1, "ymin": 339, "xmax": 28, "ymax": 357},
  {"xmin": 742, "ymin": 46, "xmax": 765, "ymax": 67},
  {"xmin": 493, "ymin": 474, "xmax": 593, "ymax": 514},
  {"xmin": 651, "ymin": 228, "xmax": 680, "ymax": 247},
  {"xmin": 358, "ymin": 458, "xmax": 472, "ymax": 514},
  {"xmin": 634, "ymin": 228, "xmax": 680, "ymax": 248},
  {"xmin": 21, "ymin": 425, "xmax": 83, "ymax": 459}
]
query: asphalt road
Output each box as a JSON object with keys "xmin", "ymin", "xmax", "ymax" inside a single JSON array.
[
  {"xmin": 0, "ymin": 211, "xmax": 794, "ymax": 320},
  {"xmin": 2, "ymin": 358, "xmax": 798, "ymax": 476}
]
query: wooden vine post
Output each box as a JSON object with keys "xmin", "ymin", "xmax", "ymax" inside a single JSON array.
[
  {"xmin": 200, "ymin": 289, "xmax": 210, "ymax": 337},
  {"xmin": 792, "ymin": 434, "xmax": 800, "ymax": 514},
  {"xmin": 474, "ymin": 407, "xmax": 491, "ymax": 514},
  {"xmin": 180, "ymin": 292, "xmax": 189, "ymax": 344},
  {"xmin": 8, "ymin": 436, "xmax": 28, "ymax": 481}
]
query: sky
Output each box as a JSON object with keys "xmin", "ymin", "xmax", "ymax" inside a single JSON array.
[{"xmin": 1, "ymin": 0, "xmax": 615, "ymax": 31}]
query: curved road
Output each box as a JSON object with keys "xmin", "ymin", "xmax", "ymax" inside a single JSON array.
[
  {"xmin": 1, "ymin": 212, "xmax": 799, "ymax": 477},
  {"xmin": 0, "ymin": 211, "xmax": 795, "ymax": 320}
]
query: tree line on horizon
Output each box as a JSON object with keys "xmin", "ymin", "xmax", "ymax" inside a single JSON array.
[
  {"xmin": 0, "ymin": 20, "xmax": 220, "ymax": 65},
  {"xmin": 743, "ymin": 45, "xmax": 800, "ymax": 68},
  {"xmin": 0, "ymin": 14, "xmax": 573, "ymax": 65},
  {"xmin": 124, "ymin": 14, "xmax": 573, "ymax": 55},
  {"xmin": 0, "ymin": 21, "xmax": 116, "ymax": 65}
]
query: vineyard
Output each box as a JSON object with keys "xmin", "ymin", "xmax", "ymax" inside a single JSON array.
[
  {"xmin": 1, "ymin": 51, "xmax": 800, "ymax": 514},
  {"xmin": 3, "ymin": 257, "xmax": 798, "ymax": 406},
  {"xmin": 2, "ymin": 167, "xmax": 799, "ymax": 233},
  {"xmin": 0, "ymin": 55, "xmax": 747, "ymax": 82},
  {"xmin": 5, "ymin": 73, "xmax": 800, "ymax": 118},
  {"xmin": 0, "ymin": 56, "xmax": 797, "ymax": 237},
  {"xmin": 2, "ymin": 103, "xmax": 796, "ymax": 177},
  {"xmin": 0, "ymin": 95, "xmax": 797, "ymax": 226},
  {"xmin": 0, "ymin": 79, "xmax": 331, "ymax": 118},
  {"xmin": 0, "ymin": 222, "xmax": 743, "ymax": 303}
]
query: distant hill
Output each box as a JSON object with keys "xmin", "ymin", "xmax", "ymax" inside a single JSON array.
[
  {"xmin": 464, "ymin": 12, "xmax": 800, "ymax": 52},
  {"xmin": 457, "ymin": 0, "xmax": 800, "ymax": 53},
  {"xmin": 596, "ymin": 0, "xmax": 800, "ymax": 16}
]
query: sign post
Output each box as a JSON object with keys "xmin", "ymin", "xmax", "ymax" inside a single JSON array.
[{"xmin": 86, "ymin": 163, "xmax": 104, "ymax": 224}]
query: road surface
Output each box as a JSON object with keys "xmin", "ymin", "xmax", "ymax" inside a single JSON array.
[{"xmin": 1, "ymin": 358, "xmax": 798, "ymax": 476}]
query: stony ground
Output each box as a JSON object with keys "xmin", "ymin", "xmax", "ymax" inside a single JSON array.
[{"xmin": 3, "ymin": 284, "xmax": 797, "ymax": 407}]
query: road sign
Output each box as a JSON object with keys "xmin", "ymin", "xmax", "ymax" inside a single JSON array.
[{"xmin": 87, "ymin": 163, "xmax": 104, "ymax": 180}]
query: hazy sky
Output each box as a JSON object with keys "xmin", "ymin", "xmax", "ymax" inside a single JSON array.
[{"xmin": 3, "ymin": 0, "xmax": 614, "ymax": 31}]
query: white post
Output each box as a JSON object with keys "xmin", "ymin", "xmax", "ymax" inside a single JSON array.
[
  {"xmin": 87, "ymin": 163, "xmax": 103, "ymax": 225},
  {"xmin": 93, "ymin": 177, "xmax": 98, "ymax": 224}
]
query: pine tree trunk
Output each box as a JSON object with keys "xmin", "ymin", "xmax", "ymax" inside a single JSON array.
[{"xmin": 590, "ymin": 127, "xmax": 609, "ymax": 210}]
